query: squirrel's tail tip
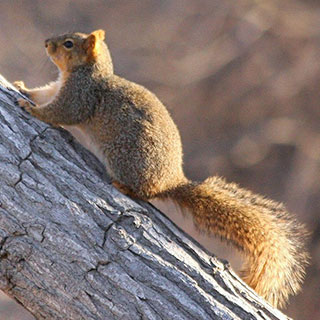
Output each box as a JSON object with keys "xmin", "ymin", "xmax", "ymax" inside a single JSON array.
[{"xmin": 242, "ymin": 221, "xmax": 310, "ymax": 308}]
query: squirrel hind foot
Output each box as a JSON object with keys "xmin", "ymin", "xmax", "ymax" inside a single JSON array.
[
  {"xmin": 111, "ymin": 181, "xmax": 152, "ymax": 202},
  {"xmin": 112, "ymin": 181, "xmax": 140, "ymax": 199}
]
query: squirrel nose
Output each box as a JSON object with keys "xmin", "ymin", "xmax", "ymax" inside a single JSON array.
[{"xmin": 45, "ymin": 39, "xmax": 50, "ymax": 48}]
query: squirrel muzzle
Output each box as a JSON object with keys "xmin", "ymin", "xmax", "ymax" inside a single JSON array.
[{"xmin": 45, "ymin": 40, "xmax": 57, "ymax": 55}]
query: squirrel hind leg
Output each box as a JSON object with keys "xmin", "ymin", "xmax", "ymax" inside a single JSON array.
[
  {"xmin": 112, "ymin": 179, "xmax": 180, "ymax": 202},
  {"xmin": 111, "ymin": 180, "xmax": 155, "ymax": 201},
  {"xmin": 112, "ymin": 181, "xmax": 142, "ymax": 199}
]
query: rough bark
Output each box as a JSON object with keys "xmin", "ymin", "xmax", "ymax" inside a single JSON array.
[{"xmin": 0, "ymin": 74, "xmax": 289, "ymax": 320}]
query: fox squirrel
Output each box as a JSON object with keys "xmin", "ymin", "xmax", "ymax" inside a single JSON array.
[{"xmin": 14, "ymin": 29, "xmax": 309, "ymax": 308}]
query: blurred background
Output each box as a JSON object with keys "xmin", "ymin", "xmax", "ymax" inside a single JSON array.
[{"xmin": 0, "ymin": 0, "xmax": 319, "ymax": 319}]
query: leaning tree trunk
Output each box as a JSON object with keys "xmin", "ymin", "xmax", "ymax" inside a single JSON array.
[{"xmin": 0, "ymin": 74, "xmax": 289, "ymax": 320}]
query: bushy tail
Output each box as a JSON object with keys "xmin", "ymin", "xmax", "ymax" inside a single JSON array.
[{"xmin": 161, "ymin": 176, "xmax": 309, "ymax": 308}]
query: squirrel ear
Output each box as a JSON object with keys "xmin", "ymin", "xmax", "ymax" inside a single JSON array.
[
  {"xmin": 90, "ymin": 29, "xmax": 105, "ymax": 41},
  {"xmin": 84, "ymin": 34, "xmax": 95, "ymax": 50},
  {"xmin": 84, "ymin": 30, "xmax": 105, "ymax": 54},
  {"xmin": 84, "ymin": 30, "xmax": 105, "ymax": 61}
]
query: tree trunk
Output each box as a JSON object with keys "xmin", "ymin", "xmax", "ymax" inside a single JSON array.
[{"xmin": 0, "ymin": 74, "xmax": 289, "ymax": 320}]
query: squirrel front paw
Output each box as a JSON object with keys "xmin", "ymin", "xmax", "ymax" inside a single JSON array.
[
  {"xmin": 17, "ymin": 97, "xmax": 35, "ymax": 114},
  {"xmin": 13, "ymin": 81, "xmax": 30, "ymax": 97}
]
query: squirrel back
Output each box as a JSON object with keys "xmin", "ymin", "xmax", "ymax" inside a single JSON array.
[{"xmin": 14, "ymin": 29, "xmax": 309, "ymax": 308}]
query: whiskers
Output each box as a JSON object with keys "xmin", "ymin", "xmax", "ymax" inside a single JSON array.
[{"xmin": 36, "ymin": 56, "xmax": 59, "ymax": 82}]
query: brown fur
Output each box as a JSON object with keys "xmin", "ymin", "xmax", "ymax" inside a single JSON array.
[{"xmin": 14, "ymin": 30, "xmax": 309, "ymax": 308}]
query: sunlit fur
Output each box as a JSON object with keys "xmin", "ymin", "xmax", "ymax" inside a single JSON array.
[
  {"xmin": 162, "ymin": 177, "xmax": 309, "ymax": 307},
  {"xmin": 14, "ymin": 29, "xmax": 309, "ymax": 308}
]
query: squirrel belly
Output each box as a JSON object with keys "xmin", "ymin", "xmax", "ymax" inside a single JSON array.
[
  {"xmin": 62, "ymin": 124, "xmax": 112, "ymax": 170},
  {"xmin": 14, "ymin": 29, "xmax": 309, "ymax": 308}
]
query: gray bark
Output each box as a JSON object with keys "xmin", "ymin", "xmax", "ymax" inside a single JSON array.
[{"xmin": 0, "ymin": 74, "xmax": 289, "ymax": 320}]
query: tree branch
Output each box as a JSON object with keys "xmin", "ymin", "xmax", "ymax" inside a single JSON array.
[{"xmin": 0, "ymin": 74, "xmax": 289, "ymax": 319}]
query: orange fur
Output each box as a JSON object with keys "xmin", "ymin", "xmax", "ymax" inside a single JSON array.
[{"xmin": 14, "ymin": 29, "xmax": 309, "ymax": 308}]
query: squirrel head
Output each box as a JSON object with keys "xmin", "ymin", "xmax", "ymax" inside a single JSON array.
[{"xmin": 45, "ymin": 29, "xmax": 113, "ymax": 74}]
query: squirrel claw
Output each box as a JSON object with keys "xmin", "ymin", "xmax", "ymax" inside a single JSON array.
[
  {"xmin": 13, "ymin": 81, "xmax": 30, "ymax": 97},
  {"xmin": 17, "ymin": 98, "xmax": 34, "ymax": 113},
  {"xmin": 13, "ymin": 80, "xmax": 26, "ymax": 91}
]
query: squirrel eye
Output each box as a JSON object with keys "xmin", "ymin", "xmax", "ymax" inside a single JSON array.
[{"xmin": 63, "ymin": 40, "xmax": 74, "ymax": 49}]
